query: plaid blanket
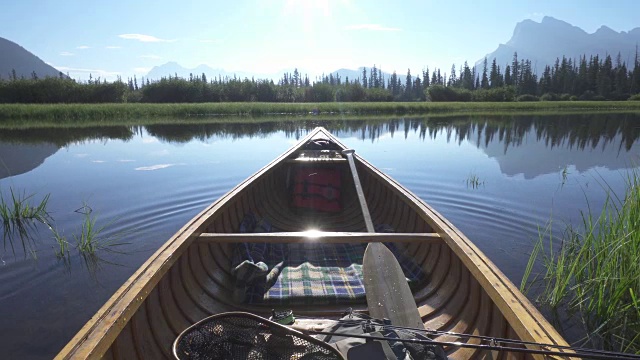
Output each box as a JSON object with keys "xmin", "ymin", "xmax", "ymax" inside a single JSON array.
[
  {"xmin": 232, "ymin": 242, "xmax": 426, "ymax": 305},
  {"xmin": 231, "ymin": 214, "xmax": 425, "ymax": 305}
]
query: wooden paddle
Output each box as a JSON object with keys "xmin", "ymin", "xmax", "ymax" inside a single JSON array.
[
  {"xmin": 340, "ymin": 148, "xmax": 423, "ymax": 329},
  {"xmin": 363, "ymin": 242, "xmax": 424, "ymax": 330}
]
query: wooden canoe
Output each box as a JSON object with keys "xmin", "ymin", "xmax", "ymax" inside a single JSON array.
[{"xmin": 56, "ymin": 127, "xmax": 570, "ymax": 359}]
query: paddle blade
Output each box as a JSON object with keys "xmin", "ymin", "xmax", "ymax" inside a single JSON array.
[{"xmin": 362, "ymin": 243, "xmax": 424, "ymax": 330}]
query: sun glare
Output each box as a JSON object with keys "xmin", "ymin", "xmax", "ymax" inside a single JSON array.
[{"xmin": 284, "ymin": 0, "xmax": 332, "ymax": 17}]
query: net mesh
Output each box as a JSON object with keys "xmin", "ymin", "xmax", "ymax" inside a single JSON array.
[{"xmin": 174, "ymin": 312, "xmax": 343, "ymax": 360}]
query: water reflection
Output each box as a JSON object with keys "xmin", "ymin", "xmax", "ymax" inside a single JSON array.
[
  {"xmin": 0, "ymin": 142, "xmax": 58, "ymax": 179},
  {"xmin": 2, "ymin": 114, "xmax": 639, "ymax": 179}
]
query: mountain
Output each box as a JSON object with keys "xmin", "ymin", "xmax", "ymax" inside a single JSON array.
[
  {"xmin": 0, "ymin": 37, "xmax": 64, "ymax": 80},
  {"xmin": 145, "ymin": 62, "xmax": 295, "ymax": 82},
  {"xmin": 478, "ymin": 16, "xmax": 640, "ymax": 74},
  {"xmin": 329, "ymin": 67, "xmax": 393, "ymax": 83}
]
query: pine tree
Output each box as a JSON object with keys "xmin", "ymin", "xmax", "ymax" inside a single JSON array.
[
  {"xmin": 362, "ymin": 68, "xmax": 368, "ymax": 88},
  {"xmin": 631, "ymin": 46, "xmax": 640, "ymax": 95},
  {"xmin": 504, "ymin": 65, "xmax": 511, "ymax": 86},
  {"xmin": 293, "ymin": 68, "xmax": 300, "ymax": 87},
  {"xmin": 448, "ymin": 64, "xmax": 457, "ymax": 87},
  {"xmin": 371, "ymin": 65, "xmax": 378, "ymax": 88},
  {"xmin": 511, "ymin": 52, "xmax": 519, "ymax": 87},
  {"xmin": 405, "ymin": 69, "xmax": 412, "ymax": 100},
  {"xmin": 423, "ymin": 67, "xmax": 430, "ymax": 88},
  {"xmin": 481, "ymin": 57, "xmax": 489, "ymax": 89},
  {"xmin": 461, "ymin": 62, "xmax": 473, "ymax": 90},
  {"xmin": 489, "ymin": 58, "xmax": 501, "ymax": 88}
]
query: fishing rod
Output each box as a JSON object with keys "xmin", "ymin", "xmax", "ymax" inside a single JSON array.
[
  {"xmin": 294, "ymin": 315, "xmax": 640, "ymax": 360},
  {"xmin": 304, "ymin": 330, "xmax": 639, "ymax": 360}
]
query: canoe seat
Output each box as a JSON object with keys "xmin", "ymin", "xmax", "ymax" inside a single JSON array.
[{"xmin": 232, "ymin": 242, "xmax": 426, "ymax": 305}]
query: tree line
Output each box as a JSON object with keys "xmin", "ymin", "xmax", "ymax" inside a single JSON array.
[{"xmin": 1, "ymin": 51, "xmax": 639, "ymax": 104}]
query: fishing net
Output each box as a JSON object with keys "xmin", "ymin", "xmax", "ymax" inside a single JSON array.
[{"xmin": 173, "ymin": 312, "xmax": 344, "ymax": 360}]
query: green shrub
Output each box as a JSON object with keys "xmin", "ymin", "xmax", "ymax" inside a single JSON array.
[
  {"xmin": 516, "ymin": 94, "xmax": 539, "ymax": 102},
  {"xmin": 425, "ymin": 85, "xmax": 474, "ymax": 102},
  {"xmin": 569, "ymin": 95, "xmax": 578, "ymax": 101},
  {"xmin": 471, "ymin": 86, "xmax": 516, "ymax": 102},
  {"xmin": 540, "ymin": 93, "xmax": 559, "ymax": 101},
  {"xmin": 609, "ymin": 92, "xmax": 629, "ymax": 101},
  {"xmin": 560, "ymin": 93, "xmax": 571, "ymax": 101},
  {"xmin": 629, "ymin": 94, "xmax": 640, "ymax": 101},
  {"xmin": 579, "ymin": 90, "xmax": 595, "ymax": 101}
]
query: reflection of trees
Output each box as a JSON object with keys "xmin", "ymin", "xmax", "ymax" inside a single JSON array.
[
  {"xmin": 0, "ymin": 126, "xmax": 135, "ymax": 147},
  {"xmin": 410, "ymin": 113, "xmax": 640, "ymax": 153},
  {"xmin": 2, "ymin": 114, "xmax": 639, "ymax": 153}
]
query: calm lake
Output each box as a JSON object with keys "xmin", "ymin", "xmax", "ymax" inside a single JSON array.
[{"xmin": 1, "ymin": 114, "xmax": 640, "ymax": 359}]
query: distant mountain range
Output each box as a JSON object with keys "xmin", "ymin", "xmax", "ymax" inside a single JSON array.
[
  {"xmin": 0, "ymin": 37, "xmax": 64, "ymax": 80},
  {"xmin": 144, "ymin": 62, "xmax": 393, "ymax": 83},
  {"xmin": 478, "ymin": 16, "xmax": 640, "ymax": 74},
  {"xmin": 144, "ymin": 61, "xmax": 280, "ymax": 81}
]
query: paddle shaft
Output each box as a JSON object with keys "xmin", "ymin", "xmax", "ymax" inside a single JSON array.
[{"xmin": 341, "ymin": 149, "xmax": 375, "ymax": 233}]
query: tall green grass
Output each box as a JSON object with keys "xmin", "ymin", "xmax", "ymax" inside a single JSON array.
[
  {"xmin": 1, "ymin": 189, "xmax": 127, "ymax": 260},
  {"xmin": 522, "ymin": 170, "xmax": 640, "ymax": 353},
  {"xmin": 73, "ymin": 205, "xmax": 129, "ymax": 255},
  {"xmin": 0, "ymin": 189, "xmax": 52, "ymax": 256},
  {"xmin": 2, "ymin": 101, "xmax": 640, "ymax": 123}
]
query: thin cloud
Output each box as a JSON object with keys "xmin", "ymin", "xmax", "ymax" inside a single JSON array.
[
  {"xmin": 118, "ymin": 33, "xmax": 174, "ymax": 42},
  {"xmin": 60, "ymin": 51, "xmax": 75, "ymax": 56},
  {"xmin": 105, "ymin": 45, "xmax": 122, "ymax": 49},
  {"xmin": 345, "ymin": 24, "xmax": 401, "ymax": 32},
  {"xmin": 139, "ymin": 54, "xmax": 161, "ymax": 60},
  {"xmin": 76, "ymin": 45, "xmax": 90, "ymax": 49}
]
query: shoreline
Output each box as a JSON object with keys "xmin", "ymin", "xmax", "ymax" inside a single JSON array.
[{"xmin": 1, "ymin": 101, "xmax": 640, "ymax": 126}]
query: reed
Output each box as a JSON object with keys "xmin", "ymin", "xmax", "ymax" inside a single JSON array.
[
  {"xmin": 73, "ymin": 205, "xmax": 128, "ymax": 255},
  {"xmin": 523, "ymin": 170, "xmax": 640, "ymax": 353},
  {"xmin": 561, "ymin": 165, "xmax": 570, "ymax": 186},
  {"xmin": 0, "ymin": 189, "xmax": 52, "ymax": 256},
  {"xmin": 50, "ymin": 227, "xmax": 70, "ymax": 259},
  {"xmin": 466, "ymin": 173, "xmax": 484, "ymax": 189}
]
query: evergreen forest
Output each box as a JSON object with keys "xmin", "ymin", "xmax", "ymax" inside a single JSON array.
[{"xmin": 1, "ymin": 52, "xmax": 640, "ymax": 104}]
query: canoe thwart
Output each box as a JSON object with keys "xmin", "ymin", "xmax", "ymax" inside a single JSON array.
[{"xmin": 196, "ymin": 231, "xmax": 442, "ymax": 244}]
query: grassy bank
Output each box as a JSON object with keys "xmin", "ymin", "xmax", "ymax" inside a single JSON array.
[
  {"xmin": 1, "ymin": 101, "xmax": 640, "ymax": 124},
  {"xmin": 523, "ymin": 171, "xmax": 640, "ymax": 353}
]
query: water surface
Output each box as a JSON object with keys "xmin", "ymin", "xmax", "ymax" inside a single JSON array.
[{"xmin": 1, "ymin": 114, "xmax": 639, "ymax": 358}]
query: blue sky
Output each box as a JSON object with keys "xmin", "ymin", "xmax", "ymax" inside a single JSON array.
[{"xmin": 1, "ymin": 0, "xmax": 639, "ymax": 81}]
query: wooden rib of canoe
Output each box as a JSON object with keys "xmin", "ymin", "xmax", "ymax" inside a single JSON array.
[{"xmin": 56, "ymin": 127, "xmax": 570, "ymax": 359}]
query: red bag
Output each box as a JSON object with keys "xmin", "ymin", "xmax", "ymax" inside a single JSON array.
[{"xmin": 291, "ymin": 167, "xmax": 342, "ymax": 212}]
